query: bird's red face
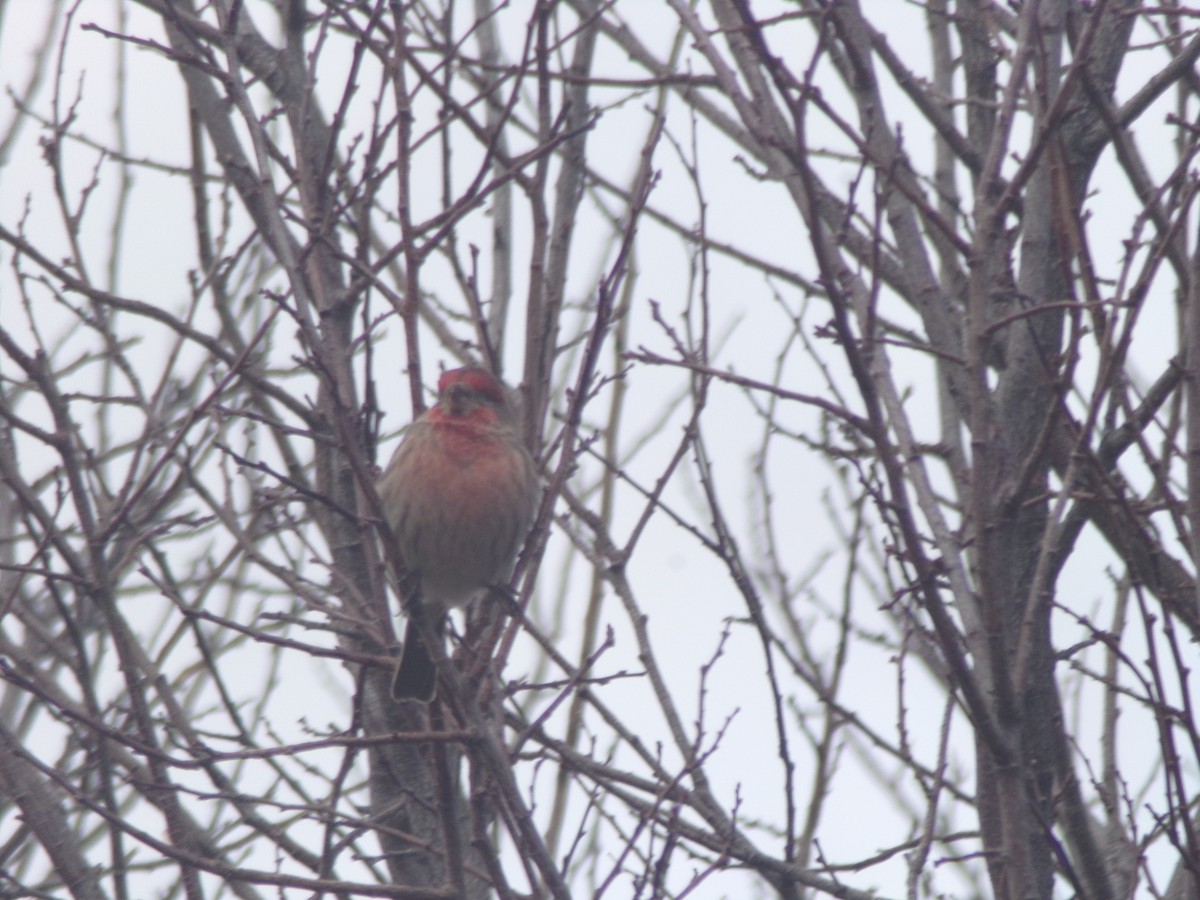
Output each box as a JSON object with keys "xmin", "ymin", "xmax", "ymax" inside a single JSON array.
[{"xmin": 436, "ymin": 367, "xmax": 508, "ymax": 420}]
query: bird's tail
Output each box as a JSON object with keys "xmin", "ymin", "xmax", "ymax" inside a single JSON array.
[{"xmin": 391, "ymin": 618, "xmax": 438, "ymax": 702}]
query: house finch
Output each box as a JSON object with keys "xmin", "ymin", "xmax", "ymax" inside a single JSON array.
[{"xmin": 379, "ymin": 366, "xmax": 538, "ymax": 701}]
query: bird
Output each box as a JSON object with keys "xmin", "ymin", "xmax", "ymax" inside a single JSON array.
[{"xmin": 378, "ymin": 366, "xmax": 538, "ymax": 702}]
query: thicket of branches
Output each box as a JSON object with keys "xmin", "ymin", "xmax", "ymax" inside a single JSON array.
[{"xmin": 2, "ymin": 2, "xmax": 1200, "ymax": 898}]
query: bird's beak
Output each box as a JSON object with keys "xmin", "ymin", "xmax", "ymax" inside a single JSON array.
[{"xmin": 444, "ymin": 383, "xmax": 470, "ymax": 415}]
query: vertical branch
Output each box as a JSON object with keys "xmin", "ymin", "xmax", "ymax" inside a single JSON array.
[
  {"xmin": 1187, "ymin": 226, "xmax": 1200, "ymax": 595},
  {"xmin": 522, "ymin": 0, "xmax": 556, "ymax": 448},
  {"xmin": 390, "ymin": 4, "xmax": 426, "ymax": 414}
]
